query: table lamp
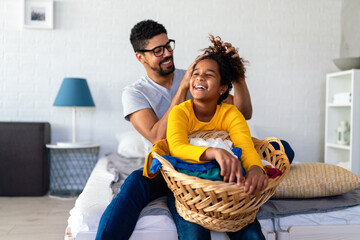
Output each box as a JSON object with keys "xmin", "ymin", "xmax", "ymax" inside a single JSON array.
[{"xmin": 53, "ymin": 78, "xmax": 95, "ymax": 147}]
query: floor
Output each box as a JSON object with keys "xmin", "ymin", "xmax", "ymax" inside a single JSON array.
[{"xmin": 0, "ymin": 195, "xmax": 77, "ymax": 240}]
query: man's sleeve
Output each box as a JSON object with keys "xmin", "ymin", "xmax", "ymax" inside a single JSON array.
[{"xmin": 122, "ymin": 87, "xmax": 152, "ymax": 121}]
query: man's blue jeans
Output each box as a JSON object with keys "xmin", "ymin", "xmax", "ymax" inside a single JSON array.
[
  {"xmin": 95, "ymin": 169, "xmax": 169, "ymax": 240},
  {"xmin": 278, "ymin": 140, "xmax": 294, "ymax": 163}
]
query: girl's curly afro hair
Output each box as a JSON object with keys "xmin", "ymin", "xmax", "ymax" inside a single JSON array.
[{"xmin": 195, "ymin": 35, "xmax": 248, "ymax": 104}]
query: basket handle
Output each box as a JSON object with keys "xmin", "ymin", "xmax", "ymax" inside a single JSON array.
[{"xmin": 252, "ymin": 137, "xmax": 290, "ymax": 173}]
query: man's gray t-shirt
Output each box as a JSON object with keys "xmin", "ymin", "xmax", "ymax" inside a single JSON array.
[{"xmin": 122, "ymin": 68, "xmax": 186, "ymax": 154}]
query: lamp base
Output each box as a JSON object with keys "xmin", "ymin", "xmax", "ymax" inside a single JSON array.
[{"xmin": 56, "ymin": 142, "xmax": 93, "ymax": 148}]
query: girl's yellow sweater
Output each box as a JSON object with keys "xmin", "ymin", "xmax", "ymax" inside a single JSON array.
[{"xmin": 166, "ymin": 100, "xmax": 263, "ymax": 173}]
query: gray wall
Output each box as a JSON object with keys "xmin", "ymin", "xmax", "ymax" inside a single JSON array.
[
  {"xmin": 340, "ymin": 0, "xmax": 360, "ymax": 57},
  {"xmin": 0, "ymin": 0, "xmax": 343, "ymax": 162}
]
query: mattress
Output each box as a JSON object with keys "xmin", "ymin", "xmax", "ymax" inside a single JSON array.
[
  {"xmin": 274, "ymin": 204, "xmax": 360, "ymax": 231},
  {"xmin": 65, "ymin": 156, "xmax": 360, "ymax": 240}
]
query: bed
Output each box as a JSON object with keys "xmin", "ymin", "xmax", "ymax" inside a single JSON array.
[
  {"xmin": 65, "ymin": 156, "xmax": 276, "ymax": 240},
  {"xmin": 64, "ymin": 131, "xmax": 360, "ymax": 240}
]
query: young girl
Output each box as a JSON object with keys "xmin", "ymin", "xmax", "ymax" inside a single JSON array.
[{"xmin": 166, "ymin": 36, "xmax": 268, "ymax": 240}]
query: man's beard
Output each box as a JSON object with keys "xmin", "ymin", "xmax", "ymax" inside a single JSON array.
[
  {"xmin": 150, "ymin": 56, "xmax": 175, "ymax": 76},
  {"xmin": 159, "ymin": 65, "xmax": 175, "ymax": 76}
]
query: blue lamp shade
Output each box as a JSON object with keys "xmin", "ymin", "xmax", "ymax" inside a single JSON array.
[{"xmin": 54, "ymin": 78, "xmax": 95, "ymax": 107}]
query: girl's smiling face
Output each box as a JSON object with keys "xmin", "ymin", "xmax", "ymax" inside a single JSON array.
[{"xmin": 190, "ymin": 59, "xmax": 228, "ymax": 103}]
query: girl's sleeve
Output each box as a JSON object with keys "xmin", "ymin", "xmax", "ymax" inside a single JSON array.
[
  {"xmin": 167, "ymin": 106, "xmax": 209, "ymax": 163},
  {"xmin": 227, "ymin": 109, "xmax": 264, "ymax": 172}
]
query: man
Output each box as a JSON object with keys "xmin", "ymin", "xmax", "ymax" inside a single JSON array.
[
  {"xmin": 96, "ymin": 20, "xmax": 282, "ymax": 240},
  {"xmin": 122, "ymin": 19, "xmax": 253, "ymax": 154}
]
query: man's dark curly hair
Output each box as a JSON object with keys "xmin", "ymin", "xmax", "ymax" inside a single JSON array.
[
  {"xmin": 130, "ymin": 20, "xmax": 167, "ymax": 52},
  {"xmin": 194, "ymin": 35, "xmax": 248, "ymax": 104}
]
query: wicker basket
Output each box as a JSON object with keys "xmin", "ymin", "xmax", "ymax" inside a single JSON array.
[{"xmin": 151, "ymin": 131, "xmax": 290, "ymax": 232}]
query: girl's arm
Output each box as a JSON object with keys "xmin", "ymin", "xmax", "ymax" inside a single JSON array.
[
  {"xmin": 227, "ymin": 109, "xmax": 262, "ymax": 172},
  {"xmin": 167, "ymin": 105, "xmax": 210, "ymax": 163},
  {"xmin": 226, "ymin": 108, "xmax": 268, "ymax": 195}
]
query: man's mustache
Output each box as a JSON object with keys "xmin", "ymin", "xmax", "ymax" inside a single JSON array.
[{"xmin": 160, "ymin": 56, "xmax": 173, "ymax": 64}]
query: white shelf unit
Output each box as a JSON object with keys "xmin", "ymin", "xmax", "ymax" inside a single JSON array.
[{"xmin": 324, "ymin": 70, "xmax": 360, "ymax": 175}]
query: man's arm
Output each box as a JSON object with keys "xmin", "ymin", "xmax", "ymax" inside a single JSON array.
[
  {"xmin": 129, "ymin": 61, "xmax": 198, "ymax": 144},
  {"xmin": 128, "ymin": 83, "xmax": 188, "ymax": 144},
  {"xmin": 223, "ymin": 80, "xmax": 252, "ymax": 120},
  {"xmin": 233, "ymin": 79, "xmax": 252, "ymax": 120},
  {"xmin": 221, "ymin": 42, "xmax": 253, "ymax": 120}
]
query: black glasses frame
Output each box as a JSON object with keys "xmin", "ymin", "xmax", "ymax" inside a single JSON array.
[{"xmin": 137, "ymin": 39, "xmax": 175, "ymax": 57}]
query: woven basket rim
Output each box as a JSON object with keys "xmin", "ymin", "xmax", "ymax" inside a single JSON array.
[
  {"xmin": 153, "ymin": 151, "xmax": 283, "ymax": 192},
  {"xmin": 152, "ymin": 133, "xmax": 290, "ymax": 232}
]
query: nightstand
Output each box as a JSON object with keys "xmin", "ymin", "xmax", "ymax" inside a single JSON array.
[{"xmin": 46, "ymin": 144, "xmax": 100, "ymax": 196}]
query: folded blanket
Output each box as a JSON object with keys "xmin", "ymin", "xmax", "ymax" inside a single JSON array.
[
  {"xmin": 258, "ymin": 187, "xmax": 360, "ymax": 219},
  {"xmin": 151, "ymin": 152, "xmax": 281, "ymax": 182},
  {"xmin": 179, "ymin": 168, "xmax": 222, "ymax": 181},
  {"xmin": 150, "ymin": 155, "xmax": 218, "ymax": 174},
  {"xmin": 106, "ymin": 153, "xmax": 145, "ymax": 197},
  {"xmin": 150, "ymin": 147, "xmax": 246, "ymax": 180}
]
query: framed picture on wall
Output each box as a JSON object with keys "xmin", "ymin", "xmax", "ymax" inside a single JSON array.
[{"xmin": 23, "ymin": 0, "xmax": 54, "ymax": 29}]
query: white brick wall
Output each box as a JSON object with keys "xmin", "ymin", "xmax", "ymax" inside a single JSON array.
[{"xmin": 0, "ymin": 0, "xmax": 342, "ymax": 162}]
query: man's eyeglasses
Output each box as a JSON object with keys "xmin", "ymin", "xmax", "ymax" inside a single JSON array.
[{"xmin": 137, "ymin": 40, "xmax": 175, "ymax": 57}]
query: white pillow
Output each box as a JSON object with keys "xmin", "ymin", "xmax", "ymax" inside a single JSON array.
[{"xmin": 116, "ymin": 130, "xmax": 145, "ymax": 158}]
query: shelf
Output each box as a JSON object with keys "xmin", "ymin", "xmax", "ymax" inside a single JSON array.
[
  {"xmin": 327, "ymin": 70, "xmax": 355, "ymax": 78},
  {"xmin": 326, "ymin": 143, "xmax": 351, "ymax": 150},
  {"xmin": 325, "ymin": 70, "xmax": 359, "ymax": 175},
  {"xmin": 327, "ymin": 103, "xmax": 351, "ymax": 107}
]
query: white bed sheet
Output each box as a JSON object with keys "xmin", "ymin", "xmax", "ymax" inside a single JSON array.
[
  {"xmin": 65, "ymin": 156, "xmax": 274, "ymax": 240},
  {"xmin": 274, "ymin": 204, "xmax": 360, "ymax": 231}
]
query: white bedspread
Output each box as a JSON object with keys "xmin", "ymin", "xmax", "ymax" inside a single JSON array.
[{"xmin": 67, "ymin": 157, "xmax": 114, "ymax": 236}]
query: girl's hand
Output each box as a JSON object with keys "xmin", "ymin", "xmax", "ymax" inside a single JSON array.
[
  {"xmin": 243, "ymin": 166, "xmax": 268, "ymax": 195},
  {"xmin": 203, "ymin": 148, "xmax": 244, "ymax": 186}
]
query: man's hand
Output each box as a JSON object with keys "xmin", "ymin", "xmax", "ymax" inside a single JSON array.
[
  {"xmin": 222, "ymin": 42, "xmax": 240, "ymax": 61},
  {"xmin": 202, "ymin": 147, "xmax": 244, "ymax": 186},
  {"xmin": 243, "ymin": 165, "xmax": 268, "ymax": 196},
  {"xmin": 180, "ymin": 54, "xmax": 207, "ymax": 90}
]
